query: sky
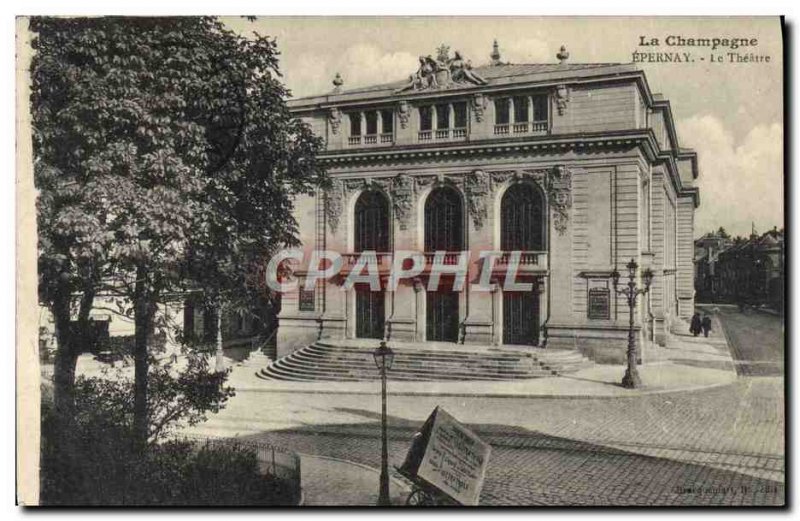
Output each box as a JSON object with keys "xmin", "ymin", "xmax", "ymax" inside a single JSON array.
[{"xmin": 225, "ymin": 16, "xmax": 784, "ymax": 239}]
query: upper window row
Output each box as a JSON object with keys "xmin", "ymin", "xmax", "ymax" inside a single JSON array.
[
  {"xmin": 344, "ymin": 93, "xmax": 550, "ymax": 145},
  {"xmin": 494, "ymin": 95, "xmax": 549, "ymax": 125},
  {"xmin": 349, "ymin": 109, "xmax": 394, "ymax": 137}
]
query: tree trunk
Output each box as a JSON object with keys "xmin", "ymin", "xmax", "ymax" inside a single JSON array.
[
  {"xmin": 132, "ymin": 266, "xmax": 156, "ymax": 449},
  {"xmin": 215, "ymin": 308, "xmax": 225, "ymax": 372},
  {"xmin": 51, "ymin": 283, "xmax": 77, "ymax": 422}
]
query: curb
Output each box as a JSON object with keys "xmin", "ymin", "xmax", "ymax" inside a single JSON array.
[{"xmin": 229, "ymin": 377, "xmax": 737, "ymax": 400}]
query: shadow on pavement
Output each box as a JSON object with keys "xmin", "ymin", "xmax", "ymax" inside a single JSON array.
[{"xmin": 237, "ymin": 409, "xmax": 785, "ymax": 506}]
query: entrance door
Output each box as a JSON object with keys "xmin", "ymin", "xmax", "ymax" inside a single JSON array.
[
  {"xmin": 503, "ymin": 291, "xmax": 539, "ymax": 346},
  {"xmin": 356, "ymin": 288, "xmax": 385, "ymax": 339},
  {"xmin": 426, "ymin": 291, "xmax": 459, "ymax": 342}
]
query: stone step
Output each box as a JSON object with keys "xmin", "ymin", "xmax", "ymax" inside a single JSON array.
[
  {"xmin": 314, "ymin": 341, "xmax": 532, "ymax": 360},
  {"xmin": 294, "ymin": 349, "xmax": 532, "ymax": 369},
  {"xmin": 293, "ymin": 348, "xmax": 534, "ymax": 368},
  {"xmin": 273, "ymin": 357, "xmax": 543, "ymax": 379},
  {"xmin": 305, "ymin": 348, "xmax": 529, "ymax": 364},
  {"xmin": 259, "ymin": 364, "xmax": 551, "ymax": 382},
  {"xmin": 255, "ymin": 340, "xmax": 593, "ymax": 383}
]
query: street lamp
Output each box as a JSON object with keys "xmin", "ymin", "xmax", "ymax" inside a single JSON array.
[
  {"xmin": 373, "ymin": 340, "xmax": 395, "ymax": 506},
  {"xmin": 611, "ymin": 259, "xmax": 654, "ymax": 389}
]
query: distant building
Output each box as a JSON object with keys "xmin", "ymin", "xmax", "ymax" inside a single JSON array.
[
  {"xmin": 694, "ymin": 231, "xmax": 733, "ymax": 302},
  {"xmin": 280, "ymin": 42, "xmax": 700, "ymax": 363},
  {"xmin": 708, "ymin": 228, "xmax": 784, "ymax": 312}
]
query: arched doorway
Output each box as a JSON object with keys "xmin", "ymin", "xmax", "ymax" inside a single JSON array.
[
  {"xmin": 424, "ymin": 186, "xmax": 463, "ymax": 342},
  {"xmin": 501, "ymin": 183, "xmax": 545, "ymax": 346},
  {"xmin": 354, "ymin": 190, "xmax": 389, "ymax": 339}
]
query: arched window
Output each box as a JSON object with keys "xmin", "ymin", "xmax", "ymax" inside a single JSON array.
[
  {"xmin": 424, "ymin": 186, "xmax": 463, "ymax": 251},
  {"xmin": 354, "ymin": 190, "xmax": 389, "ymax": 252},
  {"xmin": 501, "ymin": 183, "xmax": 545, "ymax": 251}
]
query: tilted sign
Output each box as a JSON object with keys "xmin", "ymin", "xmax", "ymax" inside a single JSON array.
[{"xmin": 399, "ymin": 406, "xmax": 491, "ymax": 506}]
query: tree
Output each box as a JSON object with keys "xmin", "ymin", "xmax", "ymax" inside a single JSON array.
[{"xmin": 31, "ymin": 16, "xmax": 325, "ymax": 447}]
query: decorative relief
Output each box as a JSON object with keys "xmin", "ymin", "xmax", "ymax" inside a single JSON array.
[
  {"xmin": 414, "ymin": 175, "xmax": 438, "ymax": 189},
  {"xmin": 472, "ymin": 93, "xmax": 488, "ymax": 123},
  {"xmin": 328, "ymin": 107, "xmax": 341, "ymax": 135},
  {"xmin": 324, "ymin": 180, "xmax": 344, "ymax": 234},
  {"xmin": 491, "ymin": 166, "xmax": 573, "ymax": 235},
  {"xmin": 465, "ymin": 170, "xmax": 492, "ymax": 229},
  {"xmin": 366, "ymin": 177, "xmax": 391, "ymax": 191},
  {"xmin": 395, "ymin": 46, "xmax": 488, "ymax": 93},
  {"xmin": 555, "ymin": 84, "xmax": 570, "ymax": 116},
  {"xmin": 548, "ymin": 165, "xmax": 572, "ymax": 233},
  {"xmin": 489, "ymin": 170, "xmax": 518, "ymax": 185},
  {"xmin": 343, "ymin": 178, "xmax": 366, "ymax": 192},
  {"xmin": 391, "ymin": 174, "xmax": 415, "ymax": 230},
  {"xmin": 398, "ymin": 101, "xmax": 410, "ymax": 129}
]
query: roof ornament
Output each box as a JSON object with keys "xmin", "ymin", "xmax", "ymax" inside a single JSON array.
[
  {"xmin": 332, "ymin": 72, "xmax": 344, "ymax": 93},
  {"xmin": 394, "ymin": 47, "xmax": 487, "ymax": 93},
  {"xmin": 490, "ymin": 39, "xmax": 502, "ymax": 65},
  {"xmin": 557, "ymin": 45, "xmax": 570, "ymax": 64}
]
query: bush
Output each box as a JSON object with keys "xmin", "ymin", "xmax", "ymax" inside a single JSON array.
[{"xmin": 40, "ymin": 387, "xmax": 296, "ymax": 505}]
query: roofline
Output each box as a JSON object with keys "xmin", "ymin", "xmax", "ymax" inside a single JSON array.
[
  {"xmin": 651, "ymin": 99, "xmax": 682, "ymax": 158},
  {"xmin": 677, "ymin": 149, "xmax": 699, "ymax": 179},
  {"xmin": 288, "ymin": 63, "xmax": 641, "ymax": 110}
]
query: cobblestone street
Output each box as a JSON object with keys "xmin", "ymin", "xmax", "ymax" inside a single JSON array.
[
  {"xmin": 709, "ymin": 306, "xmax": 784, "ymax": 376},
  {"xmin": 184, "ymin": 307, "xmax": 785, "ymax": 506},
  {"xmin": 241, "ymin": 377, "xmax": 784, "ymax": 506}
]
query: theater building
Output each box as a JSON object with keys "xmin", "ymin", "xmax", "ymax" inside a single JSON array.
[{"xmin": 277, "ymin": 43, "xmax": 699, "ymax": 364}]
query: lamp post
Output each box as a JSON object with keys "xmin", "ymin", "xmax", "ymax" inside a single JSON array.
[
  {"xmin": 372, "ymin": 340, "xmax": 395, "ymax": 506},
  {"xmin": 611, "ymin": 259, "xmax": 654, "ymax": 389}
]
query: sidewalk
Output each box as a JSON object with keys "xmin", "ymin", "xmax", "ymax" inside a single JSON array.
[
  {"xmin": 62, "ymin": 325, "xmax": 737, "ymax": 400},
  {"xmin": 299, "ymin": 454, "xmax": 411, "ymax": 506},
  {"xmin": 225, "ymin": 330, "xmax": 737, "ymax": 399}
]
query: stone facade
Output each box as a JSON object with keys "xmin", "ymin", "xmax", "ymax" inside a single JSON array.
[{"xmin": 278, "ymin": 46, "xmax": 700, "ymax": 363}]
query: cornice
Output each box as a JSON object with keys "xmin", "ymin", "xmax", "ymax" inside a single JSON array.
[{"xmin": 318, "ymin": 129, "xmax": 660, "ymax": 166}]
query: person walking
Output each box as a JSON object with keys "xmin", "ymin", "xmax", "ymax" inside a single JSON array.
[
  {"xmin": 690, "ymin": 312, "xmax": 702, "ymax": 336},
  {"xmin": 701, "ymin": 314, "xmax": 712, "ymax": 338}
]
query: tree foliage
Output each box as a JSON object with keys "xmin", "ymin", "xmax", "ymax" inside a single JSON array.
[{"xmin": 31, "ymin": 16, "xmax": 325, "ymax": 444}]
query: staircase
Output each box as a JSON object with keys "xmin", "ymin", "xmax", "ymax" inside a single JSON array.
[{"xmin": 256, "ymin": 340, "xmax": 592, "ymax": 382}]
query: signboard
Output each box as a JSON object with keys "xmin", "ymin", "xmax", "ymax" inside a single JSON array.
[
  {"xmin": 298, "ymin": 287, "xmax": 315, "ymax": 312},
  {"xmin": 401, "ymin": 407, "xmax": 491, "ymax": 506},
  {"xmin": 587, "ymin": 280, "xmax": 611, "ymax": 320}
]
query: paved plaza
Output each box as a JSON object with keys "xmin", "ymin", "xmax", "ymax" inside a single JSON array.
[{"xmin": 173, "ymin": 308, "xmax": 784, "ymax": 505}]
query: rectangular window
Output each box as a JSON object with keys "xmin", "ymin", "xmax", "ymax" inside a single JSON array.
[
  {"xmin": 453, "ymin": 102, "xmax": 467, "ymax": 128},
  {"xmin": 349, "ymin": 113, "xmax": 361, "ymax": 136},
  {"xmin": 380, "ymin": 109, "xmax": 393, "ymax": 134},
  {"xmin": 419, "ymin": 106, "xmax": 433, "ymax": 131},
  {"xmin": 436, "ymin": 104, "xmax": 450, "ymax": 129},
  {"xmin": 513, "ymin": 96, "xmax": 529, "ymax": 122},
  {"xmin": 495, "ymin": 98, "xmax": 510, "ymax": 124},
  {"xmin": 365, "ymin": 111, "xmax": 378, "ymax": 135},
  {"xmin": 532, "ymin": 95, "xmax": 548, "ymax": 122}
]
